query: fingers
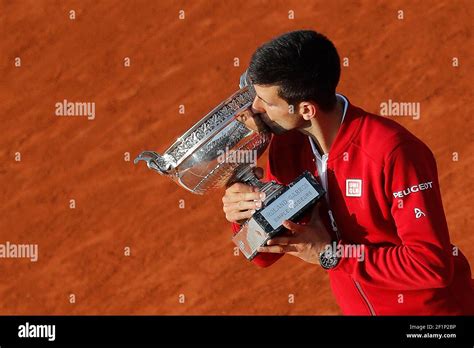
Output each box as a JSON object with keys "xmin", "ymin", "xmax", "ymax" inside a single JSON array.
[
  {"xmin": 226, "ymin": 209, "xmax": 256, "ymax": 223},
  {"xmin": 282, "ymin": 204, "xmax": 323, "ymax": 233},
  {"xmin": 223, "ymin": 184, "xmax": 263, "ymax": 204},
  {"xmin": 223, "ymin": 200, "xmax": 261, "ymax": 212},
  {"xmin": 222, "ymin": 191, "xmax": 264, "ymax": 205},
  {"xmin": 223, "ymin": 200, "xmax": 261, "ymax": 223},
  {"xmin": 257, "ymin": 244, "xmax": 298, "ymax": 254},
  {"xmin": 282, "ymin": 219, "xmax": 304, "ymax": 234},
  {"xmin": 226, "ymin": 182, "xmax": 256, "ymax": 194},
  {"xmin": 266, "ymin": 237, "xmax": 293, "ymax": 246},
  {"xmin": 278, "ymin": 229, "xmax": 294, "ymax": 237},
  {"xmin": 222, "ymin": 181, "xmax": 267, "ymax": 224}
]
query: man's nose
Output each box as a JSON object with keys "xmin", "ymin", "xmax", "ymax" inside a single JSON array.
[{"xmin": 251, "ymin": 97, "xmax": 265, "ymax": 114}]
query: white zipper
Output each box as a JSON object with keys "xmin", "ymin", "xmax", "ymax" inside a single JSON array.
[
  {"xmin": 327, "ymin": 209, "xmax": 341, "ymax": 240},
  {"xmin": 321, "ymin": 153, "xmax": 329, "ymax": 194},
  {"xmin": 327, "ymin": 210, "xmax": 338, "ymax": 232},
  {"xmin": 354, "ymin": 280, "xmax": 376, "ymax": 316}
]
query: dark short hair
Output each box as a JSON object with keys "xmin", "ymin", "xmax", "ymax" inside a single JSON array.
[{"xmin": 248, "ymin": 30, "xmax": 340, "ymax": 112}]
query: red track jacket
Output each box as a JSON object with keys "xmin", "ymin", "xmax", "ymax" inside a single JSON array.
[{"xmin": 231, "ymin": 97, "xmax": 474, "ymax": 315}]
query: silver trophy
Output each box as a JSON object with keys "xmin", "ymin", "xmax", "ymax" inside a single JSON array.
[{"xmin": 135, "ymin": 70, "xmax": 325, "ymax": 260}]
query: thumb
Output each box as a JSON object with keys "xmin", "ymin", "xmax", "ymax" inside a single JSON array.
[
  {"xmin": 282, "ymin": 219, "xmax": 305, "ymax": 234},
  {"xmin": 253, "ymin": 167, "xmax": 264, "ymax": 179}
]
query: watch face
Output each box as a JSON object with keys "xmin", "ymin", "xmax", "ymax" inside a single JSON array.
[{"xmin": 320, "ymin": 250, "xmax": 339, "ymax": 269}]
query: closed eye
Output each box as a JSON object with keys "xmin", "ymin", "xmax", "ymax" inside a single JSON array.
[{"xmin": 257, "ymin": 95, "xmax": 272, "ymax": 106}]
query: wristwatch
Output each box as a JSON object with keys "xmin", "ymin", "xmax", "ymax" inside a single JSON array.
[{"xmin": 319, "ymin": 243, "xmax": 341, "ymax": 270}]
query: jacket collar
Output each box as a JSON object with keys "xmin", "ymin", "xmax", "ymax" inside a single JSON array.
[{"xmin": 318, "ymin": 94, "xmax": 363, "ymax": 162}]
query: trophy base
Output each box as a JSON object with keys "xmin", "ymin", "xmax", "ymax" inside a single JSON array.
[{"xmin": 232, "ymin": 171, "xmax": 325, "ymax": 260}]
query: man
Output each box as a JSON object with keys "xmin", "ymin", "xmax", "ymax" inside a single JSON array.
[{"xmin": 221, "ymin": 30, "xmax": 474, "ymax": 315}]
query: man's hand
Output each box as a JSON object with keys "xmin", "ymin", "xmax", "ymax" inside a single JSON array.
[
  {"xmin": 257, "ymin": 204, "xmax": 332, "ymax": 264},
  {"xmin": 222, "ymin": 167, "xmax": 265, "ymax": 224}
]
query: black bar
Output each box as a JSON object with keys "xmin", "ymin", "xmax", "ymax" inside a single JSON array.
[{"xmin": 0, "ymin": 316, "xmax": 472, "ymax": 346}]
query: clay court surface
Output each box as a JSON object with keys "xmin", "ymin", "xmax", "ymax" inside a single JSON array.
[{"xmin": 0, "ymin": 0, "xmax": 472, "ymax": 314}]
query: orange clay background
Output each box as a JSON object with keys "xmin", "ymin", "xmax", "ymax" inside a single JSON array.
[{"xmin": 0, "ymin": 0, "xmax": 472, "ymax": 315}]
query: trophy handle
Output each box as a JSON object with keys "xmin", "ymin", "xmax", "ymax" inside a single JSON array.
[
  {"xmin": 134, "ymin": 151, "xmax": 175, "ymax": 175},
  {"xmin": 239, "ymin": 69, "xmax": 250, "ymax": 88}
]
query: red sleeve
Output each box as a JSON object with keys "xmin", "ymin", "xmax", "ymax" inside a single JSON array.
[
  {"xmin": 334, "ymin": 140, "xmax": 454, "ymax": 290},
  {"xmin": 230, "ymin": 159, "xmax": 284, "ymax": 268}
]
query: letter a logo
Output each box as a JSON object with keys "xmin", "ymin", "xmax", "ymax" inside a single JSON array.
[{"xmin": 414, "ymin": 208, "xmax": 426, "ymax": 219}]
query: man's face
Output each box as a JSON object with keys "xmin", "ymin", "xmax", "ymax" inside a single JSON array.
[{"xmin": 251, "ymin": 84, "xmax": 308, "ymax": 134}]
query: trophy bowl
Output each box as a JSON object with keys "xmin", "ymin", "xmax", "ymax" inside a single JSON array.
[
  {"xmin": 134, "ymin": 85, "xmax": 271, "ymax": 194},
  {"xmin": 135, "ymin": 72, "xmax": 325, "ymax": 260}
]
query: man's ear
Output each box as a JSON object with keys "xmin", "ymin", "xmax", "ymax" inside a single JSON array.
[{"xmin": 299, "ymin": 101, "xmax": 317, "ymax": 121}]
